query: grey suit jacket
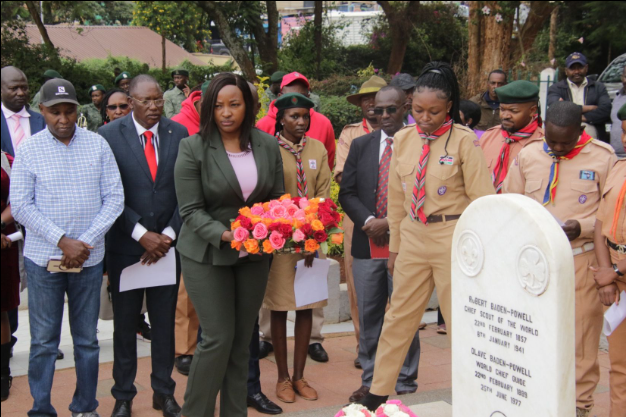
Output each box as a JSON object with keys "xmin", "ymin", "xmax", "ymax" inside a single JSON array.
[{"xmin": 98, "ymin": 114, "xmax": 189, "ymax": 257}]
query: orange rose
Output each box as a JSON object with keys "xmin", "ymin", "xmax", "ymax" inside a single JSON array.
[
  {"xmin": 262, "ymin": 218, "xmax": 274, "ymax": 226},
  {"xmin": 263, "ymin": 202, "xmax": 271, "ymax": 212},
  {"xmin": 244, "ymin": 239, "xmax": 260, "ymax": 254},
  {"xmin": 251, "ymin": 216, "xmax": 262, "ymax": 225},
  {"xmin": 293, "ymin": 219, "xmax": 304, "ymax": 229},
  {"xmin": 305, "ymin": 201, "xmax": 319, "ymax": 214},
  {"xmin": 279, "ymin": 194, "xmax": 292, "ymax": 201},
  {"xmin": 330, "ymin": 233, "xmax": 344, "ymax": 245},
  {"xmin": 239, "ymin": 207, "xmax": 253, "ymax": 218},
  {"xmin": 231, "ymin": 240, "xmax": 242, "ymax": 250},
  {"xmin": 231, "ymin": 220, "xmax": 242, "ymax": 230},
  {"xmin": 305, "ymin": 213, "xmax": 317, "ymax": 223},
  {"xmin": 304, "ymin": 239, "xmax": 320, "ymax": 253},
  {"xmin": 311, "ymin": 220, "xmax": 324, "ymax": 231},
  {"xmin": 262, "ymin": 240, "xmax": 274, "ymax": 254}
]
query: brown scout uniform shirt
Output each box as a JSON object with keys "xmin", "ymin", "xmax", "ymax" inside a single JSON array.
[
  {"xmin": 334, "ymin": 119, "xmax": 374, "ymax": 180},
  {"xmin": 388, "ymin": 124, "xmax": 495, "ymax": 253},
  {"xmin": 479, "ymin": 125, "xmax": 545, "ymax": 176},
  {"xmin": 597, "ymin": 160, "xmax": 626, "ymax": 246},
  {"xmin": 278, "ymin": 134, "xmax": 331, "ymax": 199},
  {"xmin": 503, "ymin": 139, "xmax": 617, "ymax": 250}
]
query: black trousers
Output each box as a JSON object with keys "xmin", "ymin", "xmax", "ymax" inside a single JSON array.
[
  {"xmin": 247, "ymin": 317, "xmax": 261, "ymax": 396},
  {"xmin": 107, "ymin": 252, "xmax": 180, "ymax": 401}
]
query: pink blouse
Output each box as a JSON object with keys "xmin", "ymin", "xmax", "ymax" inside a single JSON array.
[{"xmin": 227, "ymin": 149, "xmax": 258, "ymax": 201}]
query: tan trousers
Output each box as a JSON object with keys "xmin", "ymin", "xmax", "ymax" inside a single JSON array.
[
  {"xmin": 574, "ymin": 250, "xmax": 603, "ymax": 410},
  {"xmin": 608, "ymin": 249, "xmax": 626, "ymax": 417},
  {"xmin": 371, "ymin": 219, "xmax": 455, "ymax": 395},
  {"xmin": 343, "ymin": 215, "xmax": 361, "ymax": 350},
  {"xmin": 259, "ymin": 307, "xmax": 325, "ymax": 344},
  {"xmin": 174, "ymin": 276, "xmax": 200, "ymax": 357}
]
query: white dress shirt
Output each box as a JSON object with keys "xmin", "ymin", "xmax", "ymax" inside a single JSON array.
[
  {"xmin": 129, "ymin": 113, "xmax": 176, "ymax": 242},
  {"xmin": 2, "ymin": 103, "xmax": 32, "ymax": 151}
]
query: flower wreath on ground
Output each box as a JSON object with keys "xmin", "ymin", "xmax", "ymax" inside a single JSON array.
[
  {"xmin": 335, "ymin": 400, "xmax": 417, "ymax": 417},
  {"xmin": 230, "ymin": 194, "xmax": 344, "ymax": 255}
]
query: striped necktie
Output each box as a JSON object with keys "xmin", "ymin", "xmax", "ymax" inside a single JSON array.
[
  {"xmin": 375, "ymin": 137, "xmax": 393, "ymax": 218},
  {"xmin": 10, "ymin": 114, "xmax": 26, "ymax": 150},
  {"xmin": 277, "ymin": 136, "xmax": 308, "ymax": 197}
]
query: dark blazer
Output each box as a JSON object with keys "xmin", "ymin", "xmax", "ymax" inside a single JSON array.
[
  {"xmin": 1, "ymin": 109, "xmax": 46, "ymax": 156},
  {"xmin": 338, "ymin": 130, "xmax": 381, "ymax": 260},
  {"xmin": 547, "ymin": 78, "xmax": 612, "ymax": 142},
  {"xmin": 174, "ymin": 128, "xmax": 285, "ymax": 266},
  {"xmin": 98, "ymin": 113, "xmax": 188, "ymax": 257}
]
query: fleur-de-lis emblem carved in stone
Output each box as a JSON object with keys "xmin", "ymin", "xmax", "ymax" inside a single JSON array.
[
  {"xmin": 517, "ymin": 246, "xmax": 550, "ymax": 296},
  {"xmin": 457, "ymin": 231, "xmax": 484, "ymax": 277}
]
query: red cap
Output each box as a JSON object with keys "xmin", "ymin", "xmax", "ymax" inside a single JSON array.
[{"xmin": 280, "ymin": 72, "xmax": 310, "ymax": 90}]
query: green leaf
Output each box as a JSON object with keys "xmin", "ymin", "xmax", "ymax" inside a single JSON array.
[{"xmin": 320, "ymin": 242, "xmax": 329, "ymax": 255}]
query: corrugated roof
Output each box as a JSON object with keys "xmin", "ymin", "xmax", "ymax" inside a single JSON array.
[{"xmin": 25, "ymin": 25, "xmax": 207, "ymax": 67}]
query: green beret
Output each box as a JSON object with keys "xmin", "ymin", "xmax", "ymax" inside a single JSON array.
[
  {"xmin": 201, "ymin": 80, "xmax": 210, "ymax": 96},
  {"xmin": 270, "ymin": 71, "xmax": 287, "ymax": 84},
  {"xmin": 274, "ymin": 92, "xmax": 314, "ymax": 111},
  {"xmin": 88, "ymin": 84, "xmax": 106, "ymax": 95},
  {"xmin": 618, "ymin": 103, "xmax": 626, "ymax": 121},
  {"xmin": 115, "ymin": 71, "xmax": 132, "ymax": 84},
  {"xmin": 43, "ymin": 69, "xmax": 62, "ymax": 79},
  {"xmin": 495, "ymin": 80, "xmax": 539, "ymax": 104},
  {"xmin": 171, "ymin": 69, "xmax": 189, "ymax": 78}
]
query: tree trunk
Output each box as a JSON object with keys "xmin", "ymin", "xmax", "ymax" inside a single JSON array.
[
  {"xmin": 197, "ymin": 1, "xmax": 258, "ymax": 81},
  {"xmin": 25, "ymin": 1, "xmax": 55, "ymax": 49},
  {"xmin": 548, "ymin": 5, "xmax": 559, "ymax": 67},
  {"xmin": 162, "ymin": 33, "xmax": 167, "ymax": 73},
  {"xmin": 377, "ymin": 1, "xmax": 420, "ymax": 75},
  {"xmin": 466, "ymin": 1, "xmax": 515, "ymax": 97},
  {"xmin": 512, "ymin": 1, "xmax": 554, "ymax": 62},
  {"xmin": 314, "ymin": 1, "xmax": 322, "ymax": 80},
  {"xmin": 249, "ymin": 1, "xmax": 279, "ymax": 74}
]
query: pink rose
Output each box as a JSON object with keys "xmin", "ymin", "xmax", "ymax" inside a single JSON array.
[
  {"xmin": 281, "ymin": 198, "xmax": 293, "ymax": 208},
  {"xmin": 270, "ymin": 205, "xmax": 288, "ymax": 219},
  {"xmin": 292, "ymin": 229, "xmax": 306, "ymax": 243},
  {"xmin": 268, "ymin": 200, "xmax": 281, "ymax": 209},
  {"xmin": 251, "ymin": 205, "xmax": 265, "ymax": 216},
  {"xmin": 286, "ymin": 204, "xmax": 300, "ymax": 217},
  {"xmin": 298, "ymin": 198, "xmax": 310, "ymax": 209},
  {"xmin": 262, "ymin": 212, "xmax": 273, "ymax": 219},
  {"xmin": 269, "ymin": 231, "xmax": 286, "ymax": 250},
  {"xmin": 252, "ymin": 222, "xmax": 268, "ymax": 240},
  {"xmin": 233, "ymin": 227, "xmax": 250, "ymax": 242}
]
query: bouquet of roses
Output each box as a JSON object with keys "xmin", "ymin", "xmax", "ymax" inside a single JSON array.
[
  {"xmin": 374, "ymin": 400, "xmax": 418, "ymax": 417},
  {"xmin": 230, "ymin": 194, "xmax": 343, "ymax": 255},
  {"xmin": 335, "ymin": 404, "xmax": 373, "ymax": 417}
]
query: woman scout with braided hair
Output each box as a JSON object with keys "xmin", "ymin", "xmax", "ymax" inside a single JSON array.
[
  {"xmin": 264, "ymin": 92, "xmax": 332, "ymax": 403},
  {"xmin": 357, "ymin": 61, "xmax": 495, "ymax": 411}
]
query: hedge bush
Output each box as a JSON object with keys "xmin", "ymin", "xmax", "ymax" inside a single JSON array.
[{"xmin": 319, "ymin": 95, "xmax": 362, "ymax": 138}]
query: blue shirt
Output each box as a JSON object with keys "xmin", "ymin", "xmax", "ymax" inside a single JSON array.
[{"xmin": 10, "ymin": 126, "xmax": 124, "ymax": 267}]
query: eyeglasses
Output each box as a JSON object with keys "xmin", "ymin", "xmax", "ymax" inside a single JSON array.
[
  {"xmin": 130, "ymin": 97, "xmax": 165, "ymax": 107},
  {"xmin": 373, "ymin": 106, "xmax": 398, "ymax": 116},
  {"xmin": 106, "ymin": 104, "xmax": 130, "ymax": 111}
]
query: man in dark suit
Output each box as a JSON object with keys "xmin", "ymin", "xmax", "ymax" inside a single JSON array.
[
  {"xmin": 339, "ymin": 86, "xmax": 420, "ymax": 403},
  {"xmin": 98, "ymin": 75, "xmax": 188, "ymax": 417}
]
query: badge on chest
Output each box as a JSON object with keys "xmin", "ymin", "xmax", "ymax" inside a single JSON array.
[
  {"xmin": 309, "ymin": 159, "xmax": 317, "ymax": 170},
  {"xmin": 439, "ymin": 155, "xmax": 454, "ymax": 165},
  {"xmin": 579, "ymin": 170, "xmax": 595, "ymax": 181}
]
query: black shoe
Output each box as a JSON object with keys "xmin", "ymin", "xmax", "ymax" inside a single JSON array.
[
  {"xmin": 57, "ymin": 349, "xmax": 64, "ymax": 361},
  {"xmin": 153, "ymin": 393, "xmax": 181, "ymax": 417},
  {"xmin": 308, "ymin": 343, "xmax": 329, "ymax": 362},
  {"xmin": 111, "ymin": 400, "xmax": 132, "ymax": 417},
  {"xmin": 354, "ymin": 357, "xmax": 362, "ymax": 369},
  {"xmin": 247, "ymin": 392, "xmax": 283, "ymax": 415},
  {"xmin": 174, "ymin": 355, "xmax": 192, "ymax": 376},
  {"xmin": 259, "ymin": 341, "xmax": 273, "ymax": 359},
  {"xmin": 357, "ymin": 393, "xmax": 389, "ymax": 411},
  {"xmin": 1, "ymin": 375, "xmax": 12, "ymax": 402},
  {"xmin": 137, "ymin": 320, "xmax": 152, "ymax": 342}
]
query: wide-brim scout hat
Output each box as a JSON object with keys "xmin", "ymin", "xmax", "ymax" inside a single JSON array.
[
  {"xmin": 40, "ymin": 79, "xmax": 80, "ymax": 107},
  {"xmin": 88, "ymin": 84, "xmax": 106, "ymax": 96},
  {"xmin": 495, "ymin": 80, "xmax": 539, "ymax": 104},
  {"xmin": 171, "ymin": 69, "xmax": 189, "ymax": 78},
  {"xmin": 275, "ymin": 92, "xmax": 314, "ymax": 111},
  {"xmin": 115, "ymin": 71, "xmax": 132, "ymax": 85},
  {"xmin": 346, "ymin": 75, "xmax": 387, "ymax": 106}
]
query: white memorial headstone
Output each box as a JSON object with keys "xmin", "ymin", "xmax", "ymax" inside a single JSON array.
[{"xmin": 452, "ymin": 194, "xmax": 575, "ymax": 417}]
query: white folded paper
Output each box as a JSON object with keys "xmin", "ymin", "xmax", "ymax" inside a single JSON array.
[
  {"xmin": 7, "ymin": 231, "xmax": 23, "ymax": 242},
  {"xmin": 294, "ymin": 259, "xmax": 330, "ymax": 308},
  {"xmin": 120, "ymin": 249, "xmax": 177, "ymax": 292},
  {"xmin": 603, "ymin": 290, "xmax": 626, "ymax": 336}
]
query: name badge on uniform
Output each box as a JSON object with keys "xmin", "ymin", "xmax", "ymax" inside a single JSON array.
[
  {"xmin": 579, "ymin": 170, "xmax": 595, "ymax": 181},
  {"xmin": 309, "ymin": 159, "xmax": 317, "ymax": 170},
  {"xmin": 439, "ymin": 155, "xmax": 454, "ymax": 165},
  {"xmin": 402, "ymin": 182, "xmax": 407, "ymax": 192}
]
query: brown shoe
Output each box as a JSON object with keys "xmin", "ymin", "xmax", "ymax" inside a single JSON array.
[
  {"xmin": 437, "ymin": 324, "xmax": 447, "ymax": 334},
  {"xmin": 293, "ymin": 378, "xmax": 318, "ymax": 401},
  {"xmin": 349, "ymin": 385, "xmax": 370, "ymax": 402},
  {"xmin": 418, "ymin": 322, "xmax": 427, "ymax": 330},
  {"xmin": 276, "ymin": 379, "xmax": 295, "ymax": 403}
]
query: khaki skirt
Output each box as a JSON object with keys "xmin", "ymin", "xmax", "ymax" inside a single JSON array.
[{"xmin": 263, "ymin": 253, "xmax": 328, "ymax": 311}]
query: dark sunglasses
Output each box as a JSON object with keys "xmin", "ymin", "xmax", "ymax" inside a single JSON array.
[
  {"xmin": 373, "ymin": 106, "xmax": 398, "ymax": 115},
  {"xmin": 106, "ymin": 104, "xmax": 130, "ymax": 111}
]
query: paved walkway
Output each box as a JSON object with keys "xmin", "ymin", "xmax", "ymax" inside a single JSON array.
[{"xmin": 3, "ymin": 310, "xmax": 612, "ymax": 416}]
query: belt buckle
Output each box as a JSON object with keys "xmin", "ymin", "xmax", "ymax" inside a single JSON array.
[{"xmin": 619, "ymin": 246, "xmax": 626, "ymax": 255}]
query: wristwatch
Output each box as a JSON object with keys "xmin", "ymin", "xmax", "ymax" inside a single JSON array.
[
  {"xmin": 613, "ymin": 264, "xmax": 625, "ymax": 277},
  {"xmin": 1, "ymin": 221, "xmax": 5, "ymax": 231}
]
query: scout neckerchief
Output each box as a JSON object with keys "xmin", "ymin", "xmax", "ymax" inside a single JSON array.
[
  {"xmin": 276, "ymin": 134, "xmax": 309, "ymax": 197},
  {"xmin": 362, "ymin": 118, "xmax": 371, "ymax": 134},
  {"xmin": 492, "ymin": 115, "xmax": 540, "ymax": 194},
  {"xmin": 410, "ymin": 116, "xmax": 454, "ymax": 224},
  {"xmin": 610, "ymin": 177, "xmax": 626, "ymax": 241},
  {"xmin": 542, "ymin": 131, "xmax": 593, "ymax": 206}
]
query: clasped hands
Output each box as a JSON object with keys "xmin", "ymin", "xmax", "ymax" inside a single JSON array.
[
  {"xmin": 58, "ymin": 236, "xmax": 93, "ymax": 269},
  {"xmin": 139, "ymin": 231, "xmax": 173, "ymax": 265}
]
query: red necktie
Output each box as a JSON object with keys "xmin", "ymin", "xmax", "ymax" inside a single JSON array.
[
  {"xmin": 143, "ymin": 131, "xmax": 157, "ymax": 181},
  {"xmin": 376, "ymin": 138, "xmax": 393, "ymax": 218}
]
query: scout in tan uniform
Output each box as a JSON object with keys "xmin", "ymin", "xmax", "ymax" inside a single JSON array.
[
  {"xmin": 591, "ymin": 103, "xmax": 626, "ymax": 417},
  {"xmin": 479, "ymin": 80, "xmax": 544, "ymax": 193},
  {"xmin": 334, "ymin": 75, "xmax": 386, "ymax": 368},
  {"xmin": 263, "ymin": 93, "xmax": 331, "ymax": 403},
  {"xmin": 504, "ymin": 101, "xmax": 617, "ymax": 417},
  {"xmin": 357, "ymin": 62, "xmax": 495, "ymax": 411}
]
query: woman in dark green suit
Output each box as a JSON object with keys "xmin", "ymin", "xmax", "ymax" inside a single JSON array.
[{"xmin": 174, "ymin": 73, "xmax": 284, "ymax": 417}]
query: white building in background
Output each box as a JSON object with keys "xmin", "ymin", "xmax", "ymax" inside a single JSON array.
[{"xmin": 323, "ymin": 10, "xmax": 382, "ymax": 46}]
